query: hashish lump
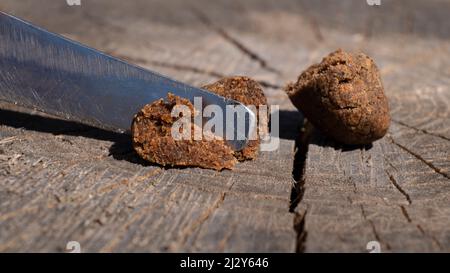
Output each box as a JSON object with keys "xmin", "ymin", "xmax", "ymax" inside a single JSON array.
[
  {"xmin": 285, "ymin": 49, "xmax": 390, "ymax": 145},
  {"xmin": 131, "ymin": 77, "xmax": 268, "ymax": 170}
]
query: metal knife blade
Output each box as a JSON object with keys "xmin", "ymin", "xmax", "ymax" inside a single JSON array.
[{"xmin": 0, "ymin": 12, "xmax": 255, "ymax": 151}]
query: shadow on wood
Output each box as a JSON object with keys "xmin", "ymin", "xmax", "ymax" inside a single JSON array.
[
  {"xmin": 308, "ymin": 126, "xmax": 374, "ymax": 152},
  {"xmin": 0, "ymin": 108, "xmax": 149, "ymax": 166},
  {"xmin": 277, "ymin": 110, "xmax": 303, "ymax": 140}
]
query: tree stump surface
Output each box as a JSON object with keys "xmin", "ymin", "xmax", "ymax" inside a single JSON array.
[{"xmin": 0, "ymin": 0, "xmax": 449, "ymax": 252}]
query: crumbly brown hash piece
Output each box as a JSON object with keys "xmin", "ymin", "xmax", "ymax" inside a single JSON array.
[
  {"xmin": 131, "ymin": 77, "xmax": 268, "ymax": 170},
  {"xmin": 131, "ymin": 93, "xmax": 237, "ymax": 171},
  {"xmin": 202, "ymin": 76, "xmax": 268, "ymax": 161},
  {"xmin": 285, "ymin": 49, "xmax": 390, "ymax": 145}
]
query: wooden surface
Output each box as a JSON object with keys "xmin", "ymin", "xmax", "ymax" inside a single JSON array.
[{"xmin": 0, "ymin": 0, "xmax": 449, "ymax": 252}]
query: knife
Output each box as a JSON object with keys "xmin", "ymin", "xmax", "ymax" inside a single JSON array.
[{"xmin": 0, "ymin": 11, "xmax": 255, "ymax": 151}]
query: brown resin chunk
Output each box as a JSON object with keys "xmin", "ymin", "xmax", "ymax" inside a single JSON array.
[
  {"xmin": 202, "ymin": 76, "xmax": 268, "ymax": 160},
  {"xmin": 131, "ymin": 77, "xmax": 268, "ymax": 170},
  {"xmin": 131, "ymin": 93, "xmax": 237, "ymax": 171},
  {"xmin": 285, "ymin": 49, "xmax": 390, "ymax": 145}
]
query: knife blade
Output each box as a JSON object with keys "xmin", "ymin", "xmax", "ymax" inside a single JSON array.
[{"xmin": 0, "ymin": 11, "xmax": 255, "ymax": 151}]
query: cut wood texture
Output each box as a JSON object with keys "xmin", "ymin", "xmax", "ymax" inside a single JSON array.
[{"xmin": 0, "ymin": 0, "xmax": 449, "ymax": 252}]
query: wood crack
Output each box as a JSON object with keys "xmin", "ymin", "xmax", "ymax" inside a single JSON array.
[
  {"xmin": 400, "ymin": 206, "xmax": 444, "ymax": 251},
  {"xmin": 389, "ymin": 136, "xmax": 450, "ymax": 180},
  {"xmin": 108, "ymin": 52, "xmax": 225, "ymax": 78},
  {"xmin": 386, "ymin": 170, "xmax": 412, "ymax": 204},
  {"xmin": 110, "ymin": 52, "xmax": 282, "ymax": 89},
  {"xmin": 290, "ymin": 123, "xmax": 312, "ymax": 211},
  {"xmin": 360, "ymin": 204, "xmax": 392, "ymax": 251},
  {"xmin": 290, "ymin": 122, "xmax": 312, "ymax": 252},
  {"xmin": 293, "ymin": 210, "xmax": 307, "ymax": 253},
  {"xmin": 392, "ymin": 119, "xmax": 450, "ymax": 142},
  {"xmin": 400, "ymin": 205, "xmax": 412, "ymax": 223},
  {"xmin": 191, "ymin": 8, "xmax": 282, "ymax": 75}
]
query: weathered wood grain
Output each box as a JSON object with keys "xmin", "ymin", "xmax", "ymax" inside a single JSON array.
[
  {"xmin": 1, "ymin": 0, "xmax": 449, "ymax": 252},
  {"xmin": 289, "ymin": 0, "xmax": 450, "ymax": 252},
  {"xmin": 0, "ymin": 102, "xmax": 298, "ymax": 252},
  {"xmin": 0, "ymin": 0, "xmax": 299, "ymax": 253}
]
